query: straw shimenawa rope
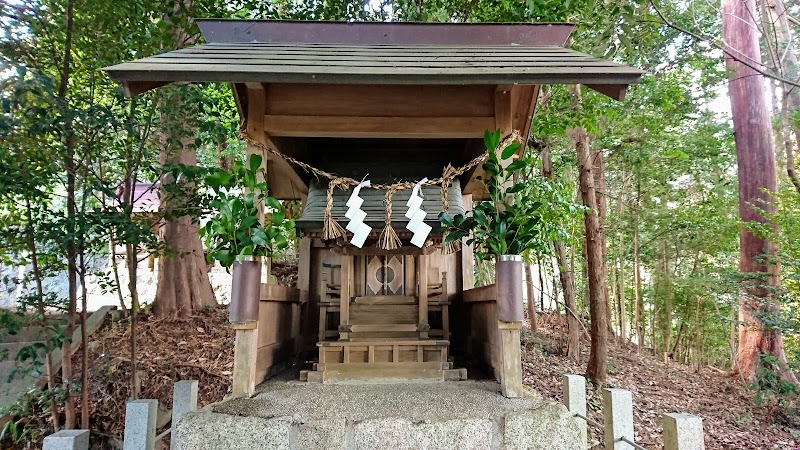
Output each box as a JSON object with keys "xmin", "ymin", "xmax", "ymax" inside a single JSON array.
[
  {"xmin": 378, "ymin": 186, "xmax": 403, "ymax": 250},
  {"xmin": 237, "ymin": 129, "xmax": 522, "ymax": 248}
]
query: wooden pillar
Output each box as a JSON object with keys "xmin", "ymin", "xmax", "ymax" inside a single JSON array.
[
  {"xmin": 339, "ymin": 254, "xmax": 352, "ymax": 341},
  {"xmin": 460, "ymin": 194, "xmax": 474, "ymax": 291},
  {"xmin": 231, "ymin": 321, "xmax": 258, "ymax": 398},
  {"xmin": 297, "ymin": 237, "xmax": 311, "ymax": 351},
  {"xmin": 418, "ymin": 254, "xmax": 429, "ymax": 339},
  {"xmin": 498, "ymin": 320, "xmax": 523, "ymax": 398},
  {"xmin": 228, "ymin": 84, "xmax": 266, "ymax": 399}
]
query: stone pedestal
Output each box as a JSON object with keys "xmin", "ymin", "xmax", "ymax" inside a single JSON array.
[
  {"xmin": 664, "ymin": 413, "xmax": 705, "ymax": 450},
  {"xmin": 43, "ymin": 430, "xmax": 89, "ymax": 450}
]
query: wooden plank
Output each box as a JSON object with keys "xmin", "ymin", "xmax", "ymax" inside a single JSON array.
[
  {"xmin": 350, "ymin": 324, "xmax": 419, "ymax": 333},
  {"xmin": 178, "ymin": 43, "xmax": 587, "ymax": 52},
  {"xmin": 513, "ymin": 85, "xmax": 540, "ymax": 150},
  {"xmin": 499, "ymin": 321, "xmax": 524, "ymax": 398},
  {"xmin": 339, "ymin": 246, "xmax": 437, "ymax": 256},
  {"xmin": 585, "ymin": 83, "xmax": 628, "ymax": 101},
  {"xmin": 338, "ymin": 254, "xmax": 353, "ymax": 341},
  {"xmin": 157, "ymin": 52, "xmax": 601, "ymax": 63},
  {"xmin": 463, "ymin": 284, "xmax": 498, "ymax": 303},
  {"xmin": 245, "ymin": 86, "xmax": 308, "ymax": 202},
  {"xmin": 266, "ymin": 84, "xmax": 494, "ymax": 118},
  {"xmin": 232, "ymin": 328, "xmax": 259, "ymax": 398},
  {"xmin": 297, "ymin": 237, "xmax": 311, "ymax": 304},
  {"xmin": 418, "ymin": 254, "xmax": 429, "ymax": 339},
  {"xmin": 494, "ymin": 87, "xmax": 513, "ymax": 135},
  {"xmin": 353, "ymin": 295, "xmax": 415, "ymax": 304},
  {"xmin": 319, "ymin": 339, "xmax": 448, "ymax": 346},
  {"xmin": 138, "ymin": 56, "xmax": 625, "ymax": 68},
  {"xmin": 321, "ymin": 362, "xmax": 444, "ymax": 381},
  {"xmin": 264, "ymin": 115, "xmax": 494, "ymax": 138},
  {"xmin": 111, "ymin": 61, "xmax": 642, "ymax": 75}
]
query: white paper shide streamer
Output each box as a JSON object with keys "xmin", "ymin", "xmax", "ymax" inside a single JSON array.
[
  {"xmin": 405, "ymin": 178, "xmax": 432, "ymax": 248},
  {"xmin": 346, "ymin": 179, "xmax": 372, "ymax": 248}
]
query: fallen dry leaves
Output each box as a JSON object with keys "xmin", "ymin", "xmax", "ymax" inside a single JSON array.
[{"xmin": 522, "ymin": 313, "xmax": 800, "ymax": 450}]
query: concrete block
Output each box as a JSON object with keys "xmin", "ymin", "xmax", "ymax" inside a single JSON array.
[
  {"xmin": 562, "ymin": 374, "xmax": 588, "ymax": 448},
  {"xmin": 443, "ymin": 369, "xmax": 462, "ymax": 381},
  {"xmin": 172, "ymin": 380, "xmax": 199, "ymax": 450},
  {"xmin": 664, "ymin": 413, "xmax": 705, "ymax": 450},
  {"xmin": 43, "ymin": 430, "xmax": 89, "ymax": 450},
  {"xmin": 602, "ymin": 388, "xmax": 635, "ymax": 450},
  {"xmin": 175, "ymin": 410, "xmax": 292, "ymax": 450},
  {"xmin": 504, "ymin": 404, "xmax": 582, "ymax": 450},
  {"xmin": 124, "ymin": 399, "xmax": 157, "ymax": 450},
  {"xmin": 307, "ymin": 371, "xmax": 324, "ymax": 383},
  {"xmin": 411, "ymin": 419, "xmax": 495, "ymax": 450},
  {"xmin": 296, "ymin": 418, "xmax": 346, "ymax": 450}
]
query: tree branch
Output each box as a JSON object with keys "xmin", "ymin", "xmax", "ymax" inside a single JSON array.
[{"xmin": 650, "ymin": 0, "xmax": 800, "ymax": 88}]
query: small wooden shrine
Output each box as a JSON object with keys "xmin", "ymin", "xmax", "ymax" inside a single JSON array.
[{"xmin": 105, "ymin": 20, "xmax": 640, "ymax": 394}]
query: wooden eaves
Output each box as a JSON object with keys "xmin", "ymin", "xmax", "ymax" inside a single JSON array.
[{"xmin": 102, "ymin": 20, "xmax": 643, "ymax": 200}]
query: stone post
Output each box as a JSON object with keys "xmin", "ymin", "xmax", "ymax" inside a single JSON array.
[
  {"xmin": 43, "ymin": 430, "xmax": 89, "ymax": 450},
  {"xmin": 171, "ymin": 380, "xmax": 199, "ymax": 450},
  {"xmin": 562, "ymin": 374, "xmax": 588, "ymax": 448},
  {"xmin": 123, "ymin": 399, "xmax": 157, "ymax": 450},
  {"xmin": 663, "ymin": 413, "xmax": 705, "ymax": 450},
  {"xmin": 602, "ymin": 388, "xmax": 634, "ymax": 450}
]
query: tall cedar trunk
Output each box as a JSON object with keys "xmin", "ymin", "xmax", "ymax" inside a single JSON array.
[
  {"xmin": 722, "ymin": 0, "xmax": 797, "ymax": 383},
  {"xmin": 592, "ymin": 150, "xmax": 615, "ymax": 338},
  {"xmin": 58, "ymin": 0, "xmax": 77, "ymax": 428},
  {"xmin": 762, "ymin": 0, "xmax": 800, "ymax": 193},
  {"xmin": 571, "ymin": 88, "xmax": 608, "ymax": 383},
  {"xmin": 541, "ymin": 147, "xmax": 581, "ymax": 361},
  {"xmin": 661, "ymin": 244, "xmax": 672, "ymax": 362},
  {"xmin": 153, "ymin": 5, "xmax": 217, "ymax": 319},
  {"xmin": 153, "ymin": 145, "xmax": 217, "ymax": 318},
  {"xmin": 633, "ymin": 174, "xmax": 644, "ymax": 352},
  {"xmin": 526, "ymin": 263, "xmax": 538, "ymax": 332},
  {"xmin": 615, "ymin": 186, "xmax": 626, "ymax": 341}
]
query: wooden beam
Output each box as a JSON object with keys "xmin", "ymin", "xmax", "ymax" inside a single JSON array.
[
  {"xmin": 339, "ymin": 254, "xmax": 353, "ymax": 341},
  {"xmin": 264, "ymin": 115, "xmax": 494, "ymax": 138},
  {"xmin": 231, "ymin": 323, "xmax": 259, "ymax": 398},
  {"xmin": 499, "ymin": 320, "xmax": 523, "ymax": 398},
  {"xmin": 585, "ymin": 83, "xmax": 628, "ymax": 101},
  {"xmin": 460, "ymin": 194, "xmax": 475, "ymax": 291},
  {"xmin": 266, "ymin": 83, "xmax": 495, "ymax": 118},
  {"xmin": 464, "ymin": 84, "xmax": 540, "ymax": 197},
  {"xmin": 122, "ymin": 80, "xmax": 171, "ymax": 96},
  {"xmin": 246, "ymin": 85, "xmax": 308, "ymax": 200},
  {"xmin": 494, "ymin": 86, "xmax": 513, "ymax": 136},
  {"xmin": 418, "ymin": 254, "xmax": 429, "ymax": 339}
]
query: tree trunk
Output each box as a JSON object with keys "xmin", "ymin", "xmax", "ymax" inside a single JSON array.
[
  {"xmin": 633, "ymin": 174, "xmax": 644, "ymax": 352},
  {"xmin": 59, "ymin": 0, "xmax": 77, "ymax": 428},
  {"xmin": 722, "ymin": 0, "xmax": 798, "ymax": 383},
  {"xmin": 153, "ymin": 145, "xmax": 217, "ymax": 318},
  {"xmin": 526, "ymin": 263, "xmax": 538, "ymax": 333},
  {"xmin": 762, "ymin": 0, "xmax": 800, "ymax": 193},
  {"xmin": 592, "ymin": 149, "xmax": 615, "ymax": 338},
  {"xmin": 571, "ymin": 86, "xmax": 608, "ymax": 384},
  {"xmin": 615, "ymin": 187, "xmax": 626, "ymax": 341},
  {"xmin": 540, "ymin": 146, "xmax": 580, "ymax": 361},
  {"xmin": 661, "ymin": 244, "xmax": 672, "ymax": 364}
]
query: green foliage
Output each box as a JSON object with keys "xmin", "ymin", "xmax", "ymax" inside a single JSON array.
[
  {"xmin": 439, "ymin": 130, "xmax": 583, "ymax": 259},
  {"xmin": 169, "ymin": 153, "xmax": 293, "ymax": 268},
  {"xmin": 749, "ymin": 353, "xmax": 798, "ymax": 419}
]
